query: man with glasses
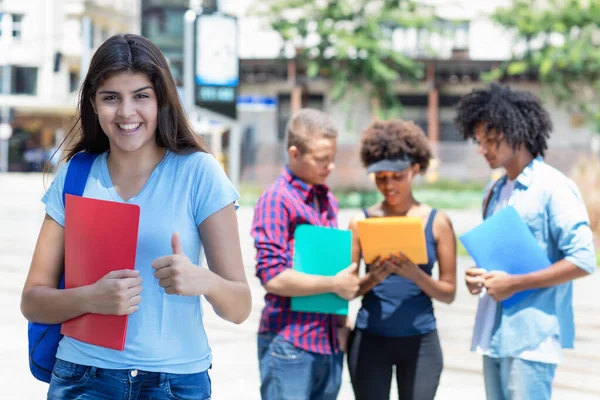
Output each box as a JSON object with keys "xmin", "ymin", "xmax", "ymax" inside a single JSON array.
[
  {"xmin": 251, "ymin": 108, "xmax": 359, "ymax": 400},
  {"xmin": 454, "ymin": 84, "xmax": 595, "ymax": 400}
]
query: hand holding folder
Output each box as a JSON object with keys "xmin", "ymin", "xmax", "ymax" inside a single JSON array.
[
  {"xmin": 291, "ymin": 225, "xmax": 353, "ymax": 315},
  {"xmin": 459, "ymin": 206, "xmax": 551, "ymax": 307},
  {"xmin": 62, "ymin": 194, "xmax": 140, "ymax": 350},
  {"xmin": 356, "ymin": 217, "xmax": 428, "ymax": 265}
]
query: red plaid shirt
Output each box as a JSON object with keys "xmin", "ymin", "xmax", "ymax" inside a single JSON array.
[{"xmin": 251, "ymin": 168, "xmax": 340, "ymax": 355}]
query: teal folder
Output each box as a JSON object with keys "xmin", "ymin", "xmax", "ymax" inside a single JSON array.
[{"xmin": 290, "ymin": 224, "xmax": 352, "ymax": 316}]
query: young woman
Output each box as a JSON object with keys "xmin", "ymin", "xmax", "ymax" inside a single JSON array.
[
  {"xmin": 347, "ymin": 120, "xmax": 457, "ymax": 400},
  {"xmin": 20, "ymin": 34, "xmax": 251, "ymax": 399}
]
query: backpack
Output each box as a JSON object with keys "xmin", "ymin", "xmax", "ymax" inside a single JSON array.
[{"xmin": 28, "ymin": 152, "xmax": 99, "ymax": 383}]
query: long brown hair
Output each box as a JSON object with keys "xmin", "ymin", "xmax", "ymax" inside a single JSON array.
[{"xmin": 60, "ymin": 34, "xmax": 210, "ymax": 161}]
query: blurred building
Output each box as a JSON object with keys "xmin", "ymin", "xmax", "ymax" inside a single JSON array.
[
  {"xmin": 0, "ymin": 0, "xmax": 139, "ymax": 171},
  {"xmin": 222, "ymin": 0, "xmax": 594, "ymax": 187},
  {"xmin": 136, "ymin": 0, "xmax": 593, "ymax": 187},
  {"xmin": 8, "ymin": 1, "xmax": 584, "ymax": 181}
]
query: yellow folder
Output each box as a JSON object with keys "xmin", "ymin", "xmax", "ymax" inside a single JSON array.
[{"xmin": 356, "ymin": 217, "xmax": 428, "ymax": 264}]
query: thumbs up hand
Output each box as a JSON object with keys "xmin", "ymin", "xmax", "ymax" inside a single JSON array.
[
  {"xmin": 151, "ymin": 232, "xmax": 215, "ymax": 297},
  {"xmin": 171, "ymin": 231, "xmax": 185, "ymax": 255}
]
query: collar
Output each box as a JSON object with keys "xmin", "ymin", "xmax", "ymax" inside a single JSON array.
[
  {"xmin": 515, "ymin": 156, "xmax": 543, "ymax": 188},
  {"xmin": 490, "ymin": 156, "xmax": 543, "ymax": 198},
  {"xmin": 283, "ymin": 166, "xmax": 331, "ymax": 201},
  {"xmin": 282, "ymin": 167, "xmax": 335, "ymax": 219}
]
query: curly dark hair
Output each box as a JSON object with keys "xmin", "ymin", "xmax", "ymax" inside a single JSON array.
[
  {"xmin": 454, "ymin": 83, "xmax": 552, "ymax": 157},
  {"xmin": 360, "ymin": 119, "xmax": 432, "ymax": 173}
]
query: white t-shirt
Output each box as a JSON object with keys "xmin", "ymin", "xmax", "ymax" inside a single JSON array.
[{"xmin": 471, "ymin": 178, "xmax": 562, "ymax": 364}]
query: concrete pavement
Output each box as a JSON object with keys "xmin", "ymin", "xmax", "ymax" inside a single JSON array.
[{"xmin": 1, "ymin": 173, "xmax": 599, "ymax": 399}]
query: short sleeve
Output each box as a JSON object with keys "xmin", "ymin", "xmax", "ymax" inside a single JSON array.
[
  {"xmin": 191, "ymin": 153, "xmax": 240, "ymax": 227},
  {"xmin": 548, "ymin": 180, "xmax": 596, "ymax": 274},
  {"xmin": 41, "ymin": 161, "xmax": 71, "ymax": 227}
]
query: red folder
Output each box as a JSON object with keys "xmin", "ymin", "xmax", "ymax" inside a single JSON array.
[{"xmin": 61, "ymin": 194, "xmax": 140, "ymax": 351}]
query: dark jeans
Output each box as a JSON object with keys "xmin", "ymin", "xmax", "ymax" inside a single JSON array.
[
  {"xmin": 47, "ymin": 359, "xmax": 211, "ymax": 400},
  {"xmin": 257, "ymin": 332, "xmax": 343, "ymax": 400},
  {"xmin": 348, "ymin": 329, "xmax": 443, "ymax": 400}
]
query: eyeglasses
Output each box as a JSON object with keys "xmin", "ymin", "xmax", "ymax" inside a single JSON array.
[{"xmin": 474, "ymin": 135, "xmax": 503, "ymax": 148}]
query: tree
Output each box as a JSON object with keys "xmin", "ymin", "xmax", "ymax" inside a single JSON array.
[
  {"xmin": 253, "ymin": 0, "xmax": 435, "ymax": 118},
  {"xmin": 488, "ymin": 0, "xmax": 600, "ymax": 131}
]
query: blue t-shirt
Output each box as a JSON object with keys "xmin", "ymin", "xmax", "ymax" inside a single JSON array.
[{"xmin": 42, "ymin": 150, "xmax": 239, "ymax": 373}]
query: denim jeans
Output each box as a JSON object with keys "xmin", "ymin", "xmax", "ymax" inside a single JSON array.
[
  {"xmin": 47, "ymin": 359, "xmax": 211, "ymax": 400},
  {"xmin": 257, "ymin": 332, "xmax": 343, "ymax": 400},
  {"xmin": 483, "ymin": 356, "xmax": 556, "ymax": 400}
]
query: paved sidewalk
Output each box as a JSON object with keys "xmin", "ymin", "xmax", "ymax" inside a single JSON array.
[{"xmin": 1, "ymin": 173, "xmax": 599, "ymax": 399}]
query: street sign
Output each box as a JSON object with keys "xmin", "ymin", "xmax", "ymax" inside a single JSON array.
[
  {"xmin": 237, "ymin": 95, "xmax": 277, "ymax": 111},
  {"xmin": 0, "ymin": 123, "xmax": 13, "ymax": 140},
  {"xmin": 194, "ymin": 13, "xmax": 239, "ymax": 120}
]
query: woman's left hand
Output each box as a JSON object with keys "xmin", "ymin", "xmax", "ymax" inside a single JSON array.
[
  {"xmin": 386, "ymin": 253, "xmax": 422, "ymax": 282},
  {"xmin": 151, "ymin": 232, "xmax": 217, "ymax": 296}
]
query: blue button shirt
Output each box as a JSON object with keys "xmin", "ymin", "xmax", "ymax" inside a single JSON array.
[{"xmin": 484, "ymin": 157, "xmax": 595, "ymax": 357}]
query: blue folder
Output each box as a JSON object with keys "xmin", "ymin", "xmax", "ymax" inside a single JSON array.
[
  {"xmin": 291, "ymin": 224, "xmax": 352, "ymax": 316},
  {"xmin": 459, "ymin": 206, "xmax": 551, "ymax": 308}
]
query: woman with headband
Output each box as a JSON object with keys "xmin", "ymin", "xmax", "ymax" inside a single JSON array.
[{"xmin": 347, "ymin": 119, "xmax": 458, "ymax": 400}]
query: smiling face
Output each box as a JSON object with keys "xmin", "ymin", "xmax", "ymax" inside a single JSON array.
[
  {"xmin": 92, "ymin": 71, "xmax": 158, "ymax": 154},
  {"xmin": 373, "ymin": 164, "xmax": 420, "ymax": 206}
]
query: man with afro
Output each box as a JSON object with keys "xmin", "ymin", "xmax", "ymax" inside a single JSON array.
[{"xmin": 455, "ymin": 83, "xmax": 595, "ymax": 400}]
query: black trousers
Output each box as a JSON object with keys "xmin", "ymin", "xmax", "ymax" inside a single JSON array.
[{"xmin": 347, "ymin": 329, "xmax": 443, "ymax": 400}]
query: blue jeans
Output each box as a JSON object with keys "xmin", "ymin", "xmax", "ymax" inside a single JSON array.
[
  {"xmin": 47, "ymin": 359, "xmax": 211, "ymax": 400},
  {"xmin": 483, "ymin": 356, "xmax": 556, "ymax": 400},
  {"xmin": 257, "ymin": 332, "xmax": 343, "ymax": 400}
]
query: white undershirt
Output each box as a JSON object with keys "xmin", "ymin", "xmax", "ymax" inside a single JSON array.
[{"xmin": 471, "ymin": 179, "xmax": 562, "ymax": 364}]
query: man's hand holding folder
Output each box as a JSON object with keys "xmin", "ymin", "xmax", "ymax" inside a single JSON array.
[
  {"xmin": 331, "ymin": 263, "xmax": 359, "ymax": 300},
  {"xmin": 466, "ymin": 267, "xmax": 518, "ymax": 302},
  {"xmin": 459, "ymin": 206, "xmax": 552, "ymax": 307},
  {"xmin": 290, "ymin": 225, "xmax": 358, "ymax": 315}
]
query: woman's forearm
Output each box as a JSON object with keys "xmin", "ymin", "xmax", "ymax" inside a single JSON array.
[
  {"xmin": 205, "ymin": 275, "xmax": 252, "ymax": 324},
  {"xmin": 413, "ymin": 269, "xmax": 456, "ymax": 304},
  {"xmin": 356, "ymin": 273, "xmax": 381, "ymax": 297},
  {"xmin": 21, "ymin": 285, "xmax": 93, "ymax": 324}
]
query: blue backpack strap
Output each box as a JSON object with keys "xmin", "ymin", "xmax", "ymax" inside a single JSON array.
[
  {"xmin": 28, "ymin": 151, "xmax": 98, "ymax": 384},
  {"xmin": 58, "ymin": 152, "xmax": 98, "ymax": 290},
  {"xmin": 62, "ymin": 152, "xmax": 98, "ymax": 205}
]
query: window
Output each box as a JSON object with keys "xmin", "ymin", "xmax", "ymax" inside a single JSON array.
[
  {"xmin": 12, "ymin": 67, "xmax": 37, "ymax": 95},
  {"xmin": 277, "ymin": 93, "xmax": 324, "ymax": 141},
  {"xmin": 142, "ymin": 8, "xmax": 185, "ymax": 49},
  {"xmin": 0, "ymin": 13, "xmax": 3, "ymax": 37},
  {"xmin": 12, "ymin": 14, "xmax": 23, "ymax": 38},
  {"xmin": 440, "ymin": 120, "xmax": 463, "ymax": 142}
]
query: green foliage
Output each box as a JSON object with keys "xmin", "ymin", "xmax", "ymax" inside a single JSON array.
[
  {"xmin": 488, "ymin": 0, "xmax": 600, "ymax": 131},
  {"xmin": 253, "ymin": 0, "xmax": 435, "ymax": 117},
  {"xmin": 238, "ymin": 180, "xmax": 485, "ymax": 210}
]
